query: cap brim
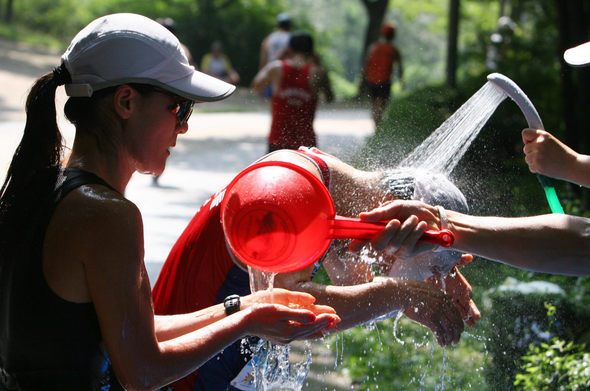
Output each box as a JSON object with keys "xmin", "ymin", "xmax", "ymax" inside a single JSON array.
[
  {"xmin": 167, "ymin": 70, "xmax": 236, "ymax": 102},
  {"xmin": 564, "ymin": 41, "xmax": 590, "ymax": 67}
]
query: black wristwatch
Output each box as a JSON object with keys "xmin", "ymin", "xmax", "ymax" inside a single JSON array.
[{"xmin": 224, "ymin": 294, "xmax": 240, "ymax": 316}]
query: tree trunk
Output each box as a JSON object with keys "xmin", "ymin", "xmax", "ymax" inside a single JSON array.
[
  {"xmin": 555, "ymin": 0, "xmax": 590, "ymax": 152},
  {"xmin": 361, "ymin": 0, "xmax": 390, "ymax": 54},
  {"xmin": 555, "ymin": 0, "xmax": 590, "ymax": 206},
  {"xmin": 359, "ymin": 0, "xmax": 389, "ymax": 96},
  {"xmin": 446, "ymin": 0, "xmax": 460, "ymax": 88},
  {"xmin": 5, "ymin": 0, "xmax": 14, "ymax": 23}
]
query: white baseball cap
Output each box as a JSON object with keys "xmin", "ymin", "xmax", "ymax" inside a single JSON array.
[
  {"xmin": 563, "ymin": 41, "xmax": 590, "ymax": 67},
  {"xmin": 62, "ymin": 13, "xmax": 236, "ymax": 101}
]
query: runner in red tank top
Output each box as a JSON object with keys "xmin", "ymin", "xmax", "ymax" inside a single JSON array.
[
  {"xmin": 269, "ymin": 61, "xmax": 317, "ymax": 149},
  {"xmin": 363, "ymin": 22, "xmax": 403, "ymax": 127},
  {"xmin": 252, "ymin": 31, "xmax": 334, "ymax": 152}
]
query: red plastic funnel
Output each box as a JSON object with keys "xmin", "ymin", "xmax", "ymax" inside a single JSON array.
[{"xmin": 221, "ymin": 161, "xmax": 454, "ymax": 273}]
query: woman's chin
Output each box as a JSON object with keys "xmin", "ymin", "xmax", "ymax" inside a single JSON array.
[{"xmin": 137, "ymin": 165, "xmax": 165, "ymax": 177}]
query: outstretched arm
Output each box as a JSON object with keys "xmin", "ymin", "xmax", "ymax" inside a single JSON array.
[
  {"xmin": 359, "ymin": 200, "xmax": 590, "ymax": 276},
  {"xmin": 154, "ymin": 288, "xmax": 338, "ymax": 342},
  {"xmin": 271, "ymin": 259, "xmax": 464, "ymax": 347}
]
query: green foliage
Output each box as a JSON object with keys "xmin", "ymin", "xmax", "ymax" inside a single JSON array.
[
  {"xmin": 481, "ymin": 282, "xmax": 590, "ymax": 390},
  {"xmin": 513, "ymin": 303, "xmax": 590, "ymax": 390},
  {"xmin": 514, "ymin": 338, "xmax": 590, "ymax": 390},
  {"xmin": 329, "ymin": 316, "xmax": 489, "ymax": 390},
  {"xmin": 5, "ymin": 0, "xmax": 92, "ymax": 47},
  {"xmin": 0, "ymin": 21, "xmax": 63, "ymax": 49}
]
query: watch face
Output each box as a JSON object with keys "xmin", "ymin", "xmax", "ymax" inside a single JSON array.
[{"xmin": 225, "ymin": 295, "xmax": 240, "ymax": 315}]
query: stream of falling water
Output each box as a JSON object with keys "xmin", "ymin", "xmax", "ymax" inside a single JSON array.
[
  {"xmin": 243, "ymin": 81, "xmax": 510, "ymax": 390},
  {"xmin": 399, "ymin": 81, "xmax": 507, "ymax": 175},
  {"xmin": 246, "ymin": 267, "xmax": 313, "ymax": 391}
]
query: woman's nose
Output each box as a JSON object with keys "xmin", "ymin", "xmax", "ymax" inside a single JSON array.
[{"xmin": 176, "ymin": 121, "xmax": 189, "ymax": 134}]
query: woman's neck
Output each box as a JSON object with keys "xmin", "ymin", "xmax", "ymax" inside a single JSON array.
[{"xmin": 66, "ymin": 133, "xmax": 133, "ymax": 194}]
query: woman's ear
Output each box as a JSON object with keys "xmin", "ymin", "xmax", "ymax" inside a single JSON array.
[{"xmin": 112, "ymin": 85, "xmax": 136, "ymax": 120}]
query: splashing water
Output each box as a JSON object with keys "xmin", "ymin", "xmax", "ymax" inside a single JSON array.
[
  {"xmin": 249, "ymin": 340, "xmax": 312, "ymax": 391},
  {"xmin": 241, "ymin": 80, "xmax": 512, "ymax": 390},
  {"xmin": 400, "ymin": 82, "xmax": 508, "ymax": 175},
  {"xmin": 247, "ymin": 267, "xmax": 312, "ymax": 390}
]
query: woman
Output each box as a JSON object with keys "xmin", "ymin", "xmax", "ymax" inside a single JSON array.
[{"xmin": 0, "ymin": 13, "xmax": 338, "ymax": 391}]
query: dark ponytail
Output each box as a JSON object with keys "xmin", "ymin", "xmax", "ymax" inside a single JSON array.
[{"xmin": 0, "ymin": 63, "xmax": 71, "ymax": 213}]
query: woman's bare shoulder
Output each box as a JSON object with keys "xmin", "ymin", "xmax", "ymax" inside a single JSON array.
[{"xmin": 52, "ymin": 184, "xmax": 143, "ymax": 243}]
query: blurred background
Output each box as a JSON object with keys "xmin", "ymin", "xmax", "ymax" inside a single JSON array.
[{"xmin": 1, "ymin": 0, "xmax": 589, "ymax": 389}]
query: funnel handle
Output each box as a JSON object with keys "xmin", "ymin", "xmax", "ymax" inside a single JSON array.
[
  {"xmin": 329, "ymin": 216, "xmax": 454, "ymax": 247},
  {"xmin": 487, "ymin": 73, "xmax": 564, "ymax": 214}
]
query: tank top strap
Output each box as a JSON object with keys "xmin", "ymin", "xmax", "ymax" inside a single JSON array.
[
  {"xmin": 293, "ymin": 147, "xmax": 331, "ymax": 189},
  {"xmin": 54, "ymin": 168, "xmax": 118, "ymax": 205}
]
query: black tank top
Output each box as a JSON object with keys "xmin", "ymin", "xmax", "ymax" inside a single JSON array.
[{"xmin": 0, "ymin": 168, "xmax": 123, "ymax": 390}]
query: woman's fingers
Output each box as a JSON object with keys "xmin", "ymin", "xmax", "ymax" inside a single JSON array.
[
  {"xmin": 264, "ymin": 310, "xmax": 340, "ymax": 344},
  {"xmin": 456, "ymin": 253, "xmax": 473, "ymax": 267},
  {"xmin": 298, "ymin": 303, "xmax": 338, "ymax": 315}
]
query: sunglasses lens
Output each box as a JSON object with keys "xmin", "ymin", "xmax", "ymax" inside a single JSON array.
[
  {"xmin": 176, "ymin": 101, "xmax": 194, "ymax": 125},
  {"xmin": 170, "ymin": 101, "xmax": 194, "ymax": 125}
]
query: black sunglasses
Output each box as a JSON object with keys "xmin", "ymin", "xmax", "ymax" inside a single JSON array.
[
  {"xmin": 130, "ymin": 84, "xmax": 195, "ymax": 126},
  {"xmin": 168, "ymin": 100, "xmax": 194, "ymax": 127}
]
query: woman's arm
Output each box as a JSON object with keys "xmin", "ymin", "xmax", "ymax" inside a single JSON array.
[
  {"xmin": 153, "ymin": 288, "xmax": 337, "ymax": 342},
  {"xmin": 65, "ymin": 192, "xmax": 337, "ymax": 391}
]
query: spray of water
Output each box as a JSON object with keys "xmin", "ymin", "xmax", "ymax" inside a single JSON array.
[
  {"xmin": 242, "ymin": 80, "xmax": 513, "ymax": 390},
  {"xmin": 331, "ymin": 81, "xmax": 510, "ymax": 389},
  {"xmin": 399, "ymin": 82, "xmax": 507, "ymax": 175}
]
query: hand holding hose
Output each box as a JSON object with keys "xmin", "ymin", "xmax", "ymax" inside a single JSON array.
[{"xmin": 522, "ymin": 128, "xmax": 590, "ymax": 188}]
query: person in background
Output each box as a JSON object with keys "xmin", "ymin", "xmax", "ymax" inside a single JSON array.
[
  {"xmin": 0, "ymin": 13, "xmax": 339, "ymax": 391},
  {"xmin": 200, "ymin": 41, "xmax": 240, "ymax": 85},
  {"xmin": 153, "ymin": 147, "xmax": 477, "ymax": 391},
  {"xmin": 259, "ymin": 12, "xmax": 292, "ymax": 70},
  {"xmin": 362, "ymin": 22, "xmax": 403, "ymax": 127},
  {"xmin": 252, "ymin": 31, "xmax": 334, "ymax": 153},
  {"xmin": 258, "ymin": 12, "xmax": 292, "ymax": 98},
  {"xmin": 355, "ymin": 42, "xmax": 590, "ymax": 278}
]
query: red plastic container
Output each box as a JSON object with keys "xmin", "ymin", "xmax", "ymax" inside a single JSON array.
[{"xmin": 221, "ymin": 161, "xmax": 453, "ymax": 273}]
